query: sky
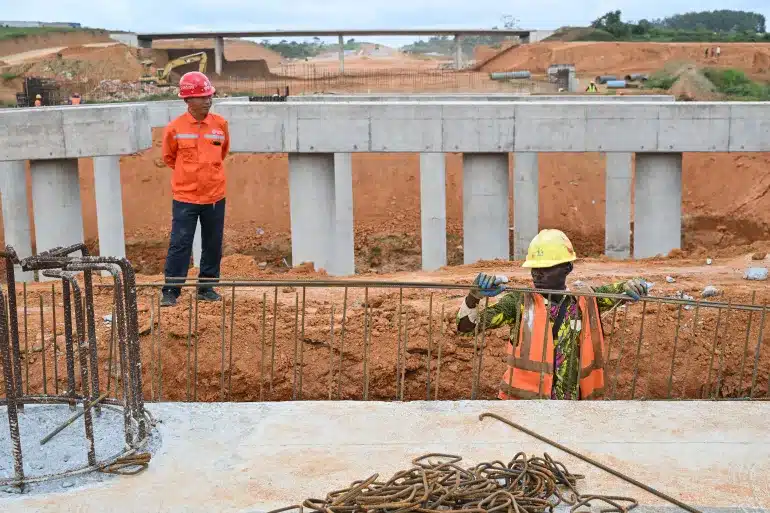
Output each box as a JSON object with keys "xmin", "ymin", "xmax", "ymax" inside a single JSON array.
[{"xmin": 2, "ymin": 1, "xmax": 769, "ymax": 46}]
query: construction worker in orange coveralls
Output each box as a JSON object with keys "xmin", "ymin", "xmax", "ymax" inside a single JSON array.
[
  {"xmin": 160, "ymin": 71, "xmax": 230, "ymax": 307},
  {"xmin": 456, "ymin": 229, "xmax": 649, "ymax": 400}
]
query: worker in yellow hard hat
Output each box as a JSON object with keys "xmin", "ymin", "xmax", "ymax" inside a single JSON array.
[
  {"xmin": 34, "ymin": 94, "xmax": 42, "ymax": 107},
  {"xmin": 586, "ymin": 81, "xmax": 598, "ymax": 93},
  {"xmin": 456, "ymin": 229, "xmax": 648, "ymax": 400}
]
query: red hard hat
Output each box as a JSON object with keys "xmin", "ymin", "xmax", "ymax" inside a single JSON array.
[{"xmin": 178, "ymin": 71, "xmax": 215, "ymax": 99}]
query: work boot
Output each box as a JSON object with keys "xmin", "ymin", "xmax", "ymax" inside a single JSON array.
[
  {"xmin": 160, "ymin": 292, "xmax": 177, "ymax": 307},
  {"xmin": 197, "ymin": 289, "xmax": 222, "ymax": 302}
]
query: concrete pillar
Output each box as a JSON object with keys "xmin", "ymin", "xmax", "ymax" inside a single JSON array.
[
  {"xmin": 463, "ymin": 154, "xmax": 509, "ymax": 264},
  {"xmin": 634, "ymin": 153, "xmax": 682, "ymax": 259},
  {"xmin": 193, "ymin": 219, "xmax": 202, "ymax": 268},
  {"xmin": 288, "ymin": 154, "xmax": 335, "ymax": 273},
  {"xmin": 454, "ymin": 35, "xmax": 462, "ymax": 70},
  {"xmin": 30, "ymin": 159, "xmax": 84, "ymax": 281},
  {"xmin": 420, "ymin": 153, "xmax": 447, "ymax": 271},
  {"xmin": 214, "ymin": 36, "xmax": 224, "ymax": 75},
  {"xmin": 513, "ymin": 152, "xmax": 538, "ymax": 260},
  {"xmin": 338, "ymin": 34, "xmax": 345, "ymax": 74},
  {"xmin": 604, "ymin": 153, "xmax": 633, "ymax": 259},
  {"xmin": 0, "ymin": 161, "xmax": 34, "ymax": 282},
  {"xmin": 93, "ymin": 157, "xmax": 126, "ymax": 268},
  {"xmin": 333, "ymin": 153, "xmax": 355, "ymax": 276}
]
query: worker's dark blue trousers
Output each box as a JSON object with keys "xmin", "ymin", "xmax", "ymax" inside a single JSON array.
[{"xmin": 162, "ymin": 198, "xmax": 226, "ymax": 297}]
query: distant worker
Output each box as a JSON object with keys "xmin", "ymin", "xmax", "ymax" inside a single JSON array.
[
  {"xmin": 160, "ymin": 71, "xmax": 229, "ymax": 307},
  {"xmin": 585, "ymin": 81, "xmax": 598, "ymax": 93},
  {"xmin": 69, "ymin": 93, "xmax": 82, "ymax": 105},
  {"xmin": 455, "ymin": 229, "xmax": 649, "ymax": 400},
  {"xmin": 704, "ymin": 47, "xmax": 709, "ymax": 58},
  {"xmin": 33, "ymin": 94, "xmax": 42, "ymax": 107},
  {"xmin": 715, "ymin": 46, "xmax": 721, "ymax": 59}
]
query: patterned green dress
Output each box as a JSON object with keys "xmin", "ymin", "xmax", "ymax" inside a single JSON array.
[{"xmin": 456, "ymin": 282, "xmax": 629, "ymax": 399}]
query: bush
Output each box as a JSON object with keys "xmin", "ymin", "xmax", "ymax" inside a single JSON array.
[
  {"xmin": 702, "ymin": 68, "xmax": 770, "ymax": 100},
  {"xmin": 573, "ymin": 29, "xmax": 616, "ymax": 41},
  {"xmin": 645, "ymin": 72, "xmax": 678, "ymax": 90}
]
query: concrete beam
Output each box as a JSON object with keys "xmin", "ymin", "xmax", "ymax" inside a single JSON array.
[
  {"xmin": 463, "ymin": 154, "xmax": 509, "ymax": 264},
  {"xmin": 288, "ymin": 154, "xmax": 335, "ymax": 273},
  {"xmin": 419, "ymin": 153, "xmax": 447, "ymax": 271},
  {"xmin": 0, "ymin": 104, "xmax": 151, "ymax": 162},
  {"xmin": 30, "ymin": 159, "xmax": 84, "ymax": 280},
  {"xmin": 604, "ymin": 152, "xmax": 633, "ymax": 259},
  {"xmin": 338, "ymin": 34, "xmax": 345, "ymax": 74},
  {"xmin": 215, "ymin": 101, "xmax": 770, "ymax": 153},
  {"xmin": 93, "ymin": 157, "xmax": 126, "ymax": 267},
  {"xmin": 286, "ymin": 94, "xmax": 676, "ymax": 102},
  {"xmin": 513, "ymin": 152, "xmax": 538, "ymax": 260},
  {"xmin": 214, "ymin": 36, "xmax": 224, "ymax": 75},
  {"xmin": 333, "ymin": 153, "xmax": 355, "ymax": 276},
  {"xmin": 634, "ymin": 153, "xmax": 682, "ymax": 259},
  {"xmin": 0, "ymin": 161, "xmax": 34, "ymax": 281}
]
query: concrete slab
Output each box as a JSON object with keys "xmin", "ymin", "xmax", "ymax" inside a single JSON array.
[
  {"xmin": 0, "ymin": 105, "xmax": 151, "ymax": 161},
  {"xmin": 215, "ymin": 101, "xmax": 770, "ymax": 153},
  {"xmin": 3, "ymin": 401, "xmax": 767, "ymax": 512}
]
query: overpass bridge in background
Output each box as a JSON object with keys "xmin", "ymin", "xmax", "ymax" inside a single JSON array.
[{"xmin": 132, "ymin": 28, "xmax": 553, "ymax": 74}]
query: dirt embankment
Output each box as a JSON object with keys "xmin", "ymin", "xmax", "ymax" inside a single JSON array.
[
  {"xmin": 153, "ymin": 39, "xmax": 284, "ymax": 67},
  {"xmin": 479, "ymin": 42, "xmax": 770, "ymax": 79},
  {"xmin": 0, "ymin": 30, "xmax": 111, "ymax": 59}
]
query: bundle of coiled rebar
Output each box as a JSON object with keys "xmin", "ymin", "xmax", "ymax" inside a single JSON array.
[{"xmin": 268, "ymin": 453, "xmax": 638, "ymax": 513}]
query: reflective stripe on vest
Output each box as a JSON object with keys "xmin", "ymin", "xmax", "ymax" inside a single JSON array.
[
  {"xmin": 577, "ymin": 297, "xmax": 605, "ymax": 399},
  {"xmin": 498, "ymin": 293, "xmax": 606, "ymax": 400},
  {"xmin": 174, "ymin": 133, "xmax": 199, "ymax": 140},
  {"xmin": 204, "ymin": 133, "xmax": 225, "ymax": 141}
]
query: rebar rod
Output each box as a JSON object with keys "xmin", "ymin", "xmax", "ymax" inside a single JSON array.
[{"xmin": 479, "ymin": 412, "xmax": 701, "ymax": 513}]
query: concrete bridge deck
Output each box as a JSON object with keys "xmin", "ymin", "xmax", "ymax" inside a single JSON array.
[{"xmin": 2, "ymin": 401, "xmax": 768, "ymax": 512}]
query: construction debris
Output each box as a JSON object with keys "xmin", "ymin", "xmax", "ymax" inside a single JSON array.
[
  {"xmin": 702, "ymin": 285, "xmax": 719, "ymax": 297},
  {"xmin": 271, "ymin": 451, "xmax": 637, "ymax": 513},
  {"xmin": 88, "ymin": 79, "xmax": 177, "ymax": 101},
  {"xmin": 743, "ymin": 267, "xmax": 768, "ymax": 281}
]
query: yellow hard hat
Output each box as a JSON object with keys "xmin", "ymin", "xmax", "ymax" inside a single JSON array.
[
  {"xmin": 35, "ymin": 94, "xmax": 41, "ymax": 99},
  {"xmin": 522, "ymin": 229, "xmax": 577, "ymax": 268}
]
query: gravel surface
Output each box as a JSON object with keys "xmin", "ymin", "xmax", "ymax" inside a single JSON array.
[{"xmin": 0, "ymin": 404, "xmax": 159, "ymax": 495}]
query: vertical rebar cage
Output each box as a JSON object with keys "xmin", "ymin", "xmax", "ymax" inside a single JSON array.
[{"xmin": 0, "ymin": 244, "xmax": 151, "ymax": 492}]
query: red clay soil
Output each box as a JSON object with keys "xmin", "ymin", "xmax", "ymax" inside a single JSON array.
[
  {"xmin": 0, "ymin": 30, "xmax": 111, "ymax": 59},
  {"xmin": 479, "ymin": 42, "xmax": 770, "ymax": 79},
  {"xmin": 5, "ymin": 254, "xmax": 770, "ymax": 404}
]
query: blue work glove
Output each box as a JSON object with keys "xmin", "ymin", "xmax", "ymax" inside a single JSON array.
[
  {"xmin": 471, "ymin": 273, "xmax": 509, "ymax": 298},
  {"xmin": 623, "ymin": 278, "xmax": 649, "ymax": 301}
]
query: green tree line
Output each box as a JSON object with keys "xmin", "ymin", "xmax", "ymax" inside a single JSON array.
[
  {"xmin": 586, "ymin": 9, "xmax": 769, "ymax": 42},
  {"xmin": 261, "ymin": 37, "xmax": 367, "ymax": 59}
]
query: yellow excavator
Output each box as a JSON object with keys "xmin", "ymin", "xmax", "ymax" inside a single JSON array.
[{"xmin": 140, "ymin": 52, "xmax": 208, "ymax": 86}]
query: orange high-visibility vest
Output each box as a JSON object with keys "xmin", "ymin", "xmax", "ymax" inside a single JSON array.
[
  {"xmin": 71, "ymin": 96, "xmax": 81, "ymax": 105},
  {"xmin": 499, "ymin": 293, "xmax": 605, "ymax": 400}
]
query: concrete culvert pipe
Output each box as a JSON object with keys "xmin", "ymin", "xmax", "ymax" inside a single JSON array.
[
  {"xmin": 489, "ymin": 71, "xmax": 532, "ymax": 80},
  {"xmin": 595, "ymin": 75, "xmax": 617, "ymax": 84},
  {"xmin": 606, "ymin": 80, "xmax": 627, "ymax": 89},
  {"xmin": 625, "ymin": 74, "xmax": 649, "ymax": 82}
]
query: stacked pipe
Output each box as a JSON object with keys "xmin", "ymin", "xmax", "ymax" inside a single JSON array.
[{"xmin": 0, "ymin": 244, "xmax": 150, "ymax": 492}]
